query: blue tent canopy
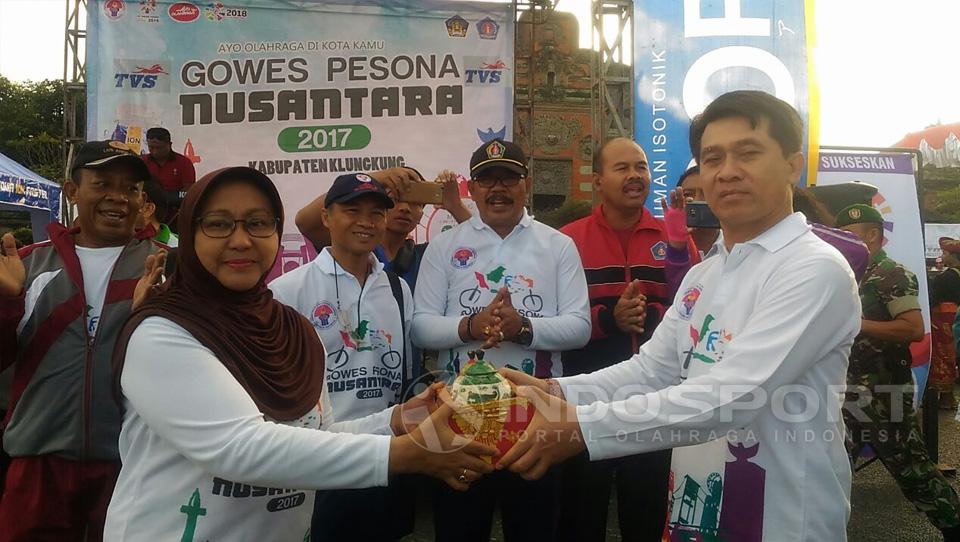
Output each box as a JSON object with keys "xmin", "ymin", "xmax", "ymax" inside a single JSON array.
[{"xmin": 0, "ymin": 152, "xmax": 62, "ymax": 242}]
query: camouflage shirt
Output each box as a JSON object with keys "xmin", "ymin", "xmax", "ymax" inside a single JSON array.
[{"xmin": 850, "ymin": 249, "xmax": 921, "ymax": 380}]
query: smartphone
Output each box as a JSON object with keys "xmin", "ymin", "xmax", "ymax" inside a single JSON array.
[
  {"xmin": 686, "ymin": 201, "xmax": 720, "ymax": 229},
  {"xmin": 400, "ymin": 182, "xmax": 443, "ymax": 205}
]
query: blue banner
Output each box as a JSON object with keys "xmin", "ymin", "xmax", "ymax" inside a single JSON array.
[
  {"xmin": 634, "ymin": 0, "xmax": 817, "ymax": 215},
  {"xmin": 0, "ymin": 174, "xmax": 62, "ymax": 221}
]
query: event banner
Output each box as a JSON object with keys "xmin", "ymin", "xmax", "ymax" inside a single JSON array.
[
  {"xmin": 0, "ymin": 175, "xmax": 61, "ymax": 223},
  {"xmin": 816, "ymin": 152, "xmax": 931, "ymax": 391},
  {"xmin": 87, "ymin": 0, "xmax": 513, "ymax": 275},
  {"xmin": 633, "ymin": 0, "xmax": 817, "ymax": 215}
]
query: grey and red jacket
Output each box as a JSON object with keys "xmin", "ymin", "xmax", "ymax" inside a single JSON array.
[
  {"xmin": 0, "ymin": 223, "xmax": 162, "ymax": 461},
  {"xmin": 560, "ymin": 205, "xmax": 700, "ymax": 376}
]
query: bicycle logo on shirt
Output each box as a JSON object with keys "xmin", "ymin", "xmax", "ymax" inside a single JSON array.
[
  {"xmin": 457, "ymin": 267, "xmax": 543, "ymax": 316},
  {"xmin": 327, "ymin": 347, "xmax": 350, "ymax": 371},
  {"xmin": 380, "ymin": 348, "xmax": 402, "ymax": 370}
]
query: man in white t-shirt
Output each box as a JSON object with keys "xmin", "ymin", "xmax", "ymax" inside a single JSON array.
[
  {"xmin": 0, "ymin": 140, "xmax": 161, "ymax": 541},
  {"xmin": 411, "ymin": 138, "xmax": 591, "ymax": 541},
  {"xmin": 270, "ymin": 172, "xmax": 417, "ymax": 541},
  {"xmin": 497, "ymin": 91, "xmax": 862, "ymax": 542}
]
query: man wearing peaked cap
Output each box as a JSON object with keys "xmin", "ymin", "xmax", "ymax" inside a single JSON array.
[
  {"xmin": 0, "ymin": 140, "xmax": 165, "ymax": 540},
  {"xmin": 835, "ymin": 203, "xmax": 884, "ymax": 228},
  {"xmin": 837, "ymin": 204, "xmax": 960, "ymax": 539},
  {"xmin": 412, "ymin": 138, "xmax": 591, "ymax": 541},
  {"xmin": 271, "ymin": 172, "xmax": 420, "ymax": 541}
]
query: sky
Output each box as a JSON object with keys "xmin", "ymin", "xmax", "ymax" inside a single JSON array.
[{"xmin": 0, "ymin": 0, "xmax": 957, "ymax": 148}]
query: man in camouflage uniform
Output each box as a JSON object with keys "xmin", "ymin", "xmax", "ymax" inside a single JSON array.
[{"xmin": 838, "ymin": 203, "xmax": 960, "ymax": 541}]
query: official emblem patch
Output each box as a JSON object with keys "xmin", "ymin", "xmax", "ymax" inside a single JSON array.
[
  {"xmin": 311, "ymin": 302, "xmax": 338, "ymax": 329},
  {"xmin": 451, "ymin": 247, "xmax": 477, "ymax": 269},
  {"xmin": 486, "ymin": 140, "xmax": 505, "ymax": 159},
  {"xmin": 651, "ymin": 240, "xmax": 667, "ymax": 261},
  {"xmin": 445, "ymin": 15, "xmax": 469, "ymax": 38}
]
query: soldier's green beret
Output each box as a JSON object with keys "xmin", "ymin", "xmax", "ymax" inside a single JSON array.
[{"xmin": 835, "ymin": 204, "xmax": 883, "ymax": 227}]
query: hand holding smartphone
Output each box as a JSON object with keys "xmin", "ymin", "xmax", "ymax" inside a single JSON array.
[
  {"xmin": 399, "ymin": 182, "xmax": 444, "ymax": 205},
  {"xmin": 686, "ymin": 201, "xmax": 720, "ymax": 229}
]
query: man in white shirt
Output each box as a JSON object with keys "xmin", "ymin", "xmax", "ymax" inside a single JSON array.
[
  {"xmin": 412, "ymin": 138, "xmax": 591, "ymax": 541},
  {"xmin": 269, "ymin": 173, "xmax": 417, "ymax": 541},
  {"xmin": 497, "ymin": 91, "xmax": 862, "ymax": 542}
]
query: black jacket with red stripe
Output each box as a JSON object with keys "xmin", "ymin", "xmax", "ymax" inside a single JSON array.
[{"xmin": 560, "ymin": 205, "xmax": 699, "ymax": 375}]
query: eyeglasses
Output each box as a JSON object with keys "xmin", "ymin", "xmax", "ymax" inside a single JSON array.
[
  {"xmin": 472, "ymin": 175, "xmax": 524, "ymax": 188},
  {"xmin": 197, "ymin": 215, "xmax": 279, "ymax": 238}
]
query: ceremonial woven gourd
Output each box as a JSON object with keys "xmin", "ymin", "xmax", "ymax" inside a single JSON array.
[{"xmin": 448, "ymin": 351, "xmax": 534, "ymax": 463}]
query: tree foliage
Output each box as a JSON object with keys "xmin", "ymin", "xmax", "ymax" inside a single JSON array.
[
  {"xmin": 0, "ymin": 76, "xmax": 64, "ymax": 182},
  {"xmin": 922, "ymin": 164, "xmax": 960, "ymax": 223}
]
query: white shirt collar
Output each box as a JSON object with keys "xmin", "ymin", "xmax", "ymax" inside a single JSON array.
[
  {"xmin": 468, "ymin": 208, "xmax": 533, "ymax": 233},
  {"xmin": 314, "ymin": 246, "xmax": 384, "ymax": 277},
  {"xmin": 713, "ymin": 212, "xmax": 810, "ymax": 256}
]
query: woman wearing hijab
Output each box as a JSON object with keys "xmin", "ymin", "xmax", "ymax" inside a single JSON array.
[{"xmin": 105, "ymin": 167, "xmax": 493, "ymax": 541}]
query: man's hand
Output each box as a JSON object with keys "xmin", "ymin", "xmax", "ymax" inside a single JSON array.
[
  {"xmin": 492, "ymin": 289, "xmax": 523, "ymax": 341},
  {"xmin": 369, "ymin": 167, "xmax": 420, "ymax": 201},
  {"xmin": 391, "ymin": 382, "xmax": 444, "ymax": 435},
  {"xmin": 613, "ymin": 279, "xmax": 646, "ymax": 334},
  {"xmin": 0, "ymin": 233, "xmax": 26, "ymax": 297},
  {"xmin": 471, "ymin": 288, "xmax": 509, "ymax": 348},
  {"xmin": 132, "ymin": 250, "xmax": 167, "ymax": 310},
  {"xmin": 498, "ymin": 367, "xmax": 548, "ymax": 391},
  {"xmin": 496, "ymin": 385, "xmax": 585, "ymax": 480},
  {"xmin": 389, "ymin": 390, "xmax": 497, "ymax": 491},
  {"xmin": 436, "ymin": 170, "xmax": 472, "ymax": 223}
]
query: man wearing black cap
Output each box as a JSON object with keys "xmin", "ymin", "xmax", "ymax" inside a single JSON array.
[
  {"xmin": 142, "ymin": 127, "xmax": 196, "ymax": 192},
  {"xmin": 270, "ymin": 173, "xmax": 421, "ymax": 542},
  {"xmin": 837, "ymin": 204, "xmax": 960, "ymax": 540},
  {"xmin": 411, "ymin": 139, "xmax": 591, "ymax": 541},
  {"xmin": 0, "ymin": 140, "xmax": 165, "ymax": 541}
]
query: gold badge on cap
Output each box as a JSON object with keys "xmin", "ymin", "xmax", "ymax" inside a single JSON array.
[
  {"xmin": 849, "ymin": 208, "xmax": 861, "ymax": 219},
  {"xmin": 486, "ymin": 141, "xmax": 505, "ymax": 159},
  {"xmin": 108, "ymin": 141, "xmax": 131, "ymax": 152}
]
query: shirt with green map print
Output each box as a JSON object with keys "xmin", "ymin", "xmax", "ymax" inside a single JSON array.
[{"xmin": 851, "ymin": 249, "xmax": 921, "ymax": 382}]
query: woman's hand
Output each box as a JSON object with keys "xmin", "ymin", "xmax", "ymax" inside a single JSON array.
[
  {"xmin": 390, "ymin": 382, "xmax": 444, "ymax": 435},
  {"xmin": 388, "ymin": 389, "xmax": 497, "ymax": 491}
]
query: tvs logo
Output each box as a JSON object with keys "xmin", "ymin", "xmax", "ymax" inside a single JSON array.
[
  {"xmin": 103, "ymin": 0, "xmax": 126, "ymax": 20},
  {"xmin": 113, "ymin": 61, "xmax": 170, "ymax": 90},
  {"xmin": 451, "ymin": 247, "xmax": 477, "ymax": 269},
  {"xmin": 677, "ymin": 285, "xmax": 702, "ymax": 320},
  {"xmin": 651, "ymin": 240, "xmax": 667, "ymax": 261},
  {"xmin": 476, "ymin": 17, "xmax": 500, "ymax": 40},
  {"xmin": 311, "ymin": 303, "xmax": 337, "ymax": 329},
  {"xmin": 168, "ymin": 2, "xmax": 201, "ymax": 22},
  {"xmin": 464, "ymin": 57, "xmax": 509, "ymax": 85}
]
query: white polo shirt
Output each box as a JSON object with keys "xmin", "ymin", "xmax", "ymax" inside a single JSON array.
[
  {"xmin": 412, "ymin": 211, "xmax": 591, "ymax": 377},
  {"xmin": 559, "ymin": 213, "xmax": 861, "ymax": 541},
  {"xmin": 270, "ymin": 248, "xmax": 412, "ymax": 426}
]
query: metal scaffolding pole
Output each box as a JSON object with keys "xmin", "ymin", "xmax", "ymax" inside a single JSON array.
[
  {"xmin": 513, "ymin": 0, "xmax": 555, "ymax": 208},
  {"xmin": 590, "ymin": 0, "xmax": 633, "ymax": 153},
  {"xmin": 63, "ymin": 0, "xmax": 87, "ymax": 220}
]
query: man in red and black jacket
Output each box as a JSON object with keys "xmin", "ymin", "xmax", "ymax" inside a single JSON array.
[
  {"xmin": 559, "ymin": 137, "xmax": 699, "ymax": 542},
  {"xmin": 0, "ymin": 141, "xmax": 164, "ymax": 541}
]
